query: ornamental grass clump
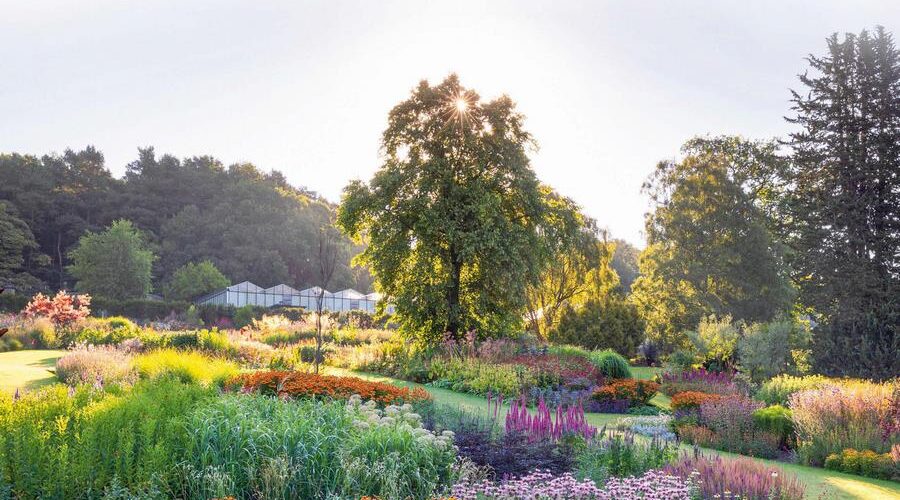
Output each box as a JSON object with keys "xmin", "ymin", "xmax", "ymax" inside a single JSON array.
[
  {"xmin": 575, "ymin": 431, "xmax": 679, "ymax": 483},
  {"xmin": 228, "ymin": 370, "xmax": 431, "ymax": 405},
  {"xmin": 790, "ymin": 380, "xmax": 898, "ymax": 465},
  {"xmin": 132, "ymin": 348, "xmax": 238, "ymax": 386},
  {"xmin": 55, "ymin": 345, "xmax": 136, "ymax": 386},
  {"xmin": 665, "ymin": 454, "xmax": 805, "ymax": 500},
  {"xmin": 505, "ymin": 395, "xmax": 597, "ymax": 442},
  {"xmin": 755, "ymin": 374, "xmax": 829, "ymax": 406}
]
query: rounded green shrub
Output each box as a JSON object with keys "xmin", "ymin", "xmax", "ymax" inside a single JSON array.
[
  {"xmin": 591, "ymin": 349, "xmax": 632, "ymax": 379},
  {"xmin": 752, "ymin": 404, "xmax": 794, "ymax": 444}
]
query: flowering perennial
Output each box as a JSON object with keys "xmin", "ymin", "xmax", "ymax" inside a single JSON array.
[
  {"xmin": 505, "ymin": 395, "xmax": 596, "ymax": 442},
  {"xmin": 451, "ymin": 469, "xmax": 694, "ymax": 500},
  {"xmin": 227, "ymin": 370, "xmax": 431, "ymax": 405},
  {"xmin": 346, "ymin": 394, "xmax": 455, "ymax": 451}
]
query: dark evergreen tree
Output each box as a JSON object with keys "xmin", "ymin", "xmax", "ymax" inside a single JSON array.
[{"xmin": 785, "ymin": 27, "xmax": 900, "ymax": 379}]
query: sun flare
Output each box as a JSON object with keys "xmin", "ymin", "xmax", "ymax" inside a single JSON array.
[{"xmin": 454, "ymin": 97, "xmax": 468, "ymax": 113}]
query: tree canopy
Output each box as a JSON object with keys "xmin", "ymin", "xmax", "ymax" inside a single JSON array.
[
  {"xmin": 784, "ymin": 27, "xmax": 900, "ymax": 378},
  {"xmin": 339, "ymin": 74, "xmax": 567, "ymax": 343},
  {"xmin": 0, "ymin": 147, "xmax": 370, "ymax": 295},
  {"xmin": 631, "ymin": 136, "xmax": 794, "ymax": 350},
  {"xmin": 166, "ymin": 260, "xmax": 230, "ymax": 301},
  {"xmin": 67, "ymin": 220, "xmax": 156, "ymax": 300}
]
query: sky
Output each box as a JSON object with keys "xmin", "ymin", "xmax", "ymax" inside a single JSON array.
[{"xmin": 2, "ymin": 1, "xmax": 898, "ymax": 246}]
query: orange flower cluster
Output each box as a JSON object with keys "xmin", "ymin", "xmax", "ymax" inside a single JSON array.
[
  {"xmin": 592, "ymin": 379, "xmax": 659, "ymax": 406},
  {"xmin": 228, "ymin": 371, "xmax": 431, "ymax": 405},
  {"xmin": 671, "ymin": 391, "xmax": 724, "ymax": 410}
]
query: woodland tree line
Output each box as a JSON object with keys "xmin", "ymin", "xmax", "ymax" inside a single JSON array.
[
  {"xmin": 0, "ymin": 147, "xmax": 373, "ymax": 300},
  {"xmin": 1, "ymin": 28, "xmax": 897, "ymax": 380}
]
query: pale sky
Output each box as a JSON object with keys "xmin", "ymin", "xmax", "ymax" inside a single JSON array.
[{"xmin": 2, "ymin": 1, "xmax": 898, "ymax": 246}]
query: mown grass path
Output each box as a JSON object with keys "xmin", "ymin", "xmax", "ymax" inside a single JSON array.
[
  {"xmin": 0, "ymin": 349, "xmax": 65, "ymax": 393},
  {"xmin": 329, "ymin": 367, "xmax": 900, "ymax": 500}
]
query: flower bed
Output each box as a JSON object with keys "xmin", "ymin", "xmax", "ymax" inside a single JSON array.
[
  {"xmin": 660, "ymin": 368, "xmax": 739, "ymax": 396},
  {"xmin": 452, "ymin": 469, "xmax": 695, "ymax": 500},
  {"xmin": 590, "ymin": 379, "xmax": 659, "ymax": 413},
  {"xmin": 227, "ymin": 370, "xmax": 431, "ymax": 405},
  {"xmin": 665, "ymin": 454, "xmax": 805, "ymax": 500}
]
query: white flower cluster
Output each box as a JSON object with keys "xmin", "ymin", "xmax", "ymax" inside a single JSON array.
[{"xmin": 346, "ymin": 394, "xmax": 456, "ymax": 450}]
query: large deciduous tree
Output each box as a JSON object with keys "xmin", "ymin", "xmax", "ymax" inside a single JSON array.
[
  {"xmin": 631, "ymin": 136, "xmax": 793, "ymax": 351},
  {"xmin": 785, "ymin": 27, "xmax": 900, "ymax": 379},
  {"xmin": 165, "ymin": 260, "xmax": 229, "ymax": 301},
  {"xmin": 68, "ymin": 220, "xmax": 156, "ymax": 300},
  {"xmin": 338, "ymin": 75, "xmax": 553, "ymax": 343}
]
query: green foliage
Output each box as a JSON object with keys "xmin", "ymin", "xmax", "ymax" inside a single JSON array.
[
  {"xmin": 785, "ymin": 28, "xmax": 900, "ymax": 380},
  {"xmin": 631, "ymin": 136, "xmax": 794, "ymax": 352},
  {"xmin": 427, "ymin": 356, "xmax": 531, "ymax": 398},
  {"xmin": 823, "ymin": 449, "xmax": 897, "ymax": 480},
  {"xmin": 0, "ymin": 379, "xmax": 215, "ymax": 498},
  {"xmin": 539, "ymin": 345, "xmax": 634, "ymax": 379},
  {"xmin": 338, "ymin": 74, "xmax": 558, "ymax": 343},
  {"xmin": 0, "ymin": 147, "xmax": 370, "ymax": 296},
  {"xmin": 67, "ymin": 220, "xmax": 156, "ymax": 300},
  {"xmin": 591, "ymin": 349, "xmax": 633, "ymax": 379},
  {"xmin": 0, "ymin": 201, "xmax": 47, "ymax": 293},
  {"xmin": 233, "ymin": 305, "xmax": 257, "ymax": 328},
  {"xmin": 549, "ymin": 296, "xmax": 645, "ymax": 358},
  {"xmin": 75, "ymin": 379, "xmax": 216, "ymax": 492},
  {"xmin": 575, "ymin": 432, "xmax": 678, "ymax": 484},
  {"xmin": 177, "ymin": 394, "xmax": 455, "ymax": 500},
  {"xmin": 752, "ymin": 405, "xmax": 795, "ymax": 445},
  {"xmin": 165, "ymin": 260, "xmax": 229, "ymax": 301},
  {"xmin": 684, "ymin": 315, "xmax": 740, "ymax": 371},
  {"xmin": 196, "ymin": 328, "xmax": 233, "ymax": 354},
  {"xmin": 754, "ymin": 374, "xmax": 829, "ymax": 406},
  {"xmin": 738, "ymin": 317, "xmax": 811, "ymax": 383},
  {"xmin": 132, "ymin": 349, "xmax": 238, "ymax": 386}
]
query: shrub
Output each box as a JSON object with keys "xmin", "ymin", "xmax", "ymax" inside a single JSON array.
[
  {"xmin": 342, "ymin": 396, "xmax": 457, "ymax": 498},
  {"xmin": 753, "ymin": 405, "xmax": 795, "ymax": 446},
  {"xmin": 0, "ymin": 317, "xmax": 56, "ymax": 350},
  {"xmin": 790, "ymin": 380, "xmax": 898, "ymax": 465},
  {"xmin": 660, "ymin": 368, "xmax": 739, "ymax": 396},
  {"xmin": 665, "ymin": 454, "xmax": 805, "ymax": 500},
  {"xmin": 590, "ymin": 349, "xmax": 632, "ymax": 379},
  {"xmin": 196, "ymin": 328, "xmax": 233, "ymax": 354},
  {"xmin": 823, "ymin": 448, "xmax": 897, "ymax": 480},
  {"xmin": 755, "ymin": 374, "xmax": 828, "ymax": 406},
  {"xmin": 685, "ymin": 315, "xmax": 740, "ymax": 371},
  {"xmin": 615, "ymin": 415, "xmax": 676, "ymax": 441},
  {"xmin": 575, "ymin": 431, "xmax": 678, "ymax": 483},
  {"xmin": 592, "ymin": 379, "xmax": 659, "ymax": 410},
  {"xmin": 670, "ymin": 391, "xmax": 722, "ymax": 411},
  {"xmin": 132, "ymin": 349, "xmax": 238, "ymax": 385},
  {"xmin": 67, "ymin": 316, "xmax": 141, "ymax": 346},
  {"xmin": 549, "ymin": 297, "xmax": 645, "ymax": 357},
  {"xmin": 0, "ymin": 379, "xmax": 215, "ymax": 498},
  {"xmin": 55, "ymin": 346, "xmax": 136, "ymax": 386},
  {"xmin": 738, "ymin": 318, "xmax": 812, "ymax": 383},
  {"xmin": 22, "ymin": 291, "xmax": 91, "ymax": 326},
  {"xmin": 232, "ymin": 305, "xmax": 258, "ymax": 328},
  {"xmin": 699, "ymin": 394, "xmax": 780, "ymax": 458},
  {"xmin": 227, "ymin": 371, "xmax": 431, "ymax": 406},
  {"xmin": 178, "ymin": 394, "xmax": 455, "ymax": 500},
  {"xmin": 427, "ymin": 357, "xmax": 530, "ymax": 398}
]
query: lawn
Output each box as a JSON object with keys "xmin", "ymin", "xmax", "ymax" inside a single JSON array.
[
  {"xmin": 0, "ymin": 350, "xmax": 65, "ymax": 393},
  {"xmin": 332, "ymin": 367, "xmax": 900, "ymax": 500}
]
